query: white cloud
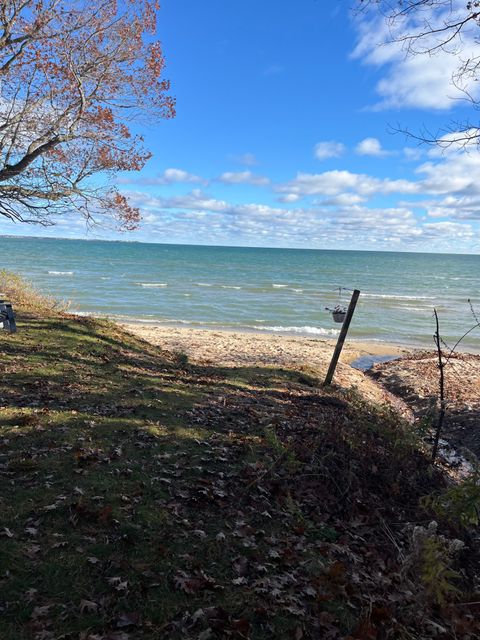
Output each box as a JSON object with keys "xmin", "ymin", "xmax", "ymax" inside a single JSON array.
[
  {"xmin": 230, "ymin": 153, "xmax": 258, "ymax": 166},
  {"xmin": 355, "ymin": 137, "xmax": 389, "ymax": 157},
  {"xmin": 218, "ymin": 171, "xmax": 270, "ymax": 186},
  {"xmin": 416, "ymin": 149, "xmax": 480, "ymax": 196},
  {"xmin": 119, "ymin": 143, "xmax": 480, "ymax": 251},
  {"xmin": 411, "ymin": 195, "xmax": 480, "ymax": 221},
  {"xmin": 123, "ymin": 187, "xmax": 478, "ymax": 251},
  {"xmin": 426, "ymin": 129, "xmax": 480, "ymax": 156},
  {"xmin": 317, "ymin": 193, "xmax": 366, "ymax": 206},
  {"xmin": 121, "ymin": 168, "xmax": 205, "ymax": 186},
  {"xmin": 277, "ymin": 170, "xmax": 418, "ymax": 198},
  {"xmin": 314, "ymin": 141, "xmax": 346, "ymax": 160},
  {"xmin": 161, "ymin": 168, "xmax": 203, "ymax": 184},
  {"xmin": 403, "ymin": 147, "xmax": 423, "ymax": 161},
  {"xmin": 352, "ymin": 5, "xmax": 480, "ymax": 110},
  {"xmin": 423, "ymin": 221, "xmax": 474, "ymax": 238},
  {"xmin": 278, "ymin": 194, "xmax": 300, "ymax": 203}
]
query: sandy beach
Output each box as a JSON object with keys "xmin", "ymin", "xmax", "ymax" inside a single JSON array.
[
  {"xmin": 121, "ymin": 324, "xmax": 413, "ymax": 407},
  {"xmin": 121, "ymin": 324, "xmax": 410, "ymax": 369},
  {"xmin": 122, "ymin": 323, "xmax": 480, "ymax": 457}
]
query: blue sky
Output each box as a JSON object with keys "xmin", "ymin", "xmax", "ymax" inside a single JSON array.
[{"xmin": 3, "ymin": 0, "xmax": 480, "ymax": 253}]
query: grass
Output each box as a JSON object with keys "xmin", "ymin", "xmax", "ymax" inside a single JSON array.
[
  {"xmin": 0, "ymin": 270, "xmax": 67, "ymax": 313},
  {"xmin": 0, "ymin": 300, "xmax": 479, "ymax": 639}
]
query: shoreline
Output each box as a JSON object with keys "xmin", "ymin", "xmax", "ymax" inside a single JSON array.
[
  {"xmin": 120, "ymin": 322, "xmax": 412, "ymax": 368},
  {"xmin": 75, "ymin": 312, "xmax": 480, "ymax": 355},
  {"xmin": 120, "ymin": 322, "xmax": 480, "ymax": 458},
  {"xmin": 119, "ymin": 322, "xmax": 419, "ymax": 411}
]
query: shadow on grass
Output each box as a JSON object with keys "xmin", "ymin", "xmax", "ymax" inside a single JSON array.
[{"xmin": 1, "ymin": 312, "xmax": 471, "ymax": 640}]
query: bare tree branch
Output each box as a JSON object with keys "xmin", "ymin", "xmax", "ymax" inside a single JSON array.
[
  {"xmin": 359, "ymin": 0, "xmax": 480, "ymax": 148},
  {"xmin": 0, "ymin": 0, "xmax": 175, "ymax": 229}
]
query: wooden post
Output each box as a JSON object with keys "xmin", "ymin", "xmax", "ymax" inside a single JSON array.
[{"xmin": 324, "ymin": 289, "xmax": 360, "ymax": 386}]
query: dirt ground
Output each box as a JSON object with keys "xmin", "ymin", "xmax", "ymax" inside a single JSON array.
[
  {"xmin": 123, "ymin": 324, "xmax": 480, "ymax": 459},
  {"xmin": 369, "ymin": 351, "xmax": 480, "ymax": 458}
]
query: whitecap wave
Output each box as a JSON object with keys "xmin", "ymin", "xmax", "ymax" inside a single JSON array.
[
  {"xmin": 221, "ymin": 285, "xmax": 242, "ymax": 290},
  {"xmin": 396, "ymin": 305, "xmax": 431, "ymax": 312},
  {"xmin": 272, "ymin": 284, "xmax": 288, "ymax": 288},
  {"xmin": 362, "ymin": 293, "xmax": 435, "ymax": 300},
  {"xmin": 136, "ymin": 282, "xmax": 168, "ymax": 288},
  {"xmin": 252, "ymin": 325, "xmax": 339, "ymax": 336},
  {"xmin": 48, "ymin": 270, "xmax": 73, "ymax": 275},
  {"xmin": 195, "ymin": 282, "xmax": 213, "ymax": 287}
]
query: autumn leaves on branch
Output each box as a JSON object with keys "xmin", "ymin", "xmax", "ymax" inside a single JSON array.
[{"xmin": 0, "ymin": 0, "xmax": 175, "ymax": 229}]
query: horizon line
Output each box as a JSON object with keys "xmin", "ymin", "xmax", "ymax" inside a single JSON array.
[{"xmin": 0, "ymin": 233, "xmax": 478, "ymax": 257}]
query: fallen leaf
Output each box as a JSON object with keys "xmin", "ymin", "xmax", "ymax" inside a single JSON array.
[
  {"xmin": 79, "ymin": 599, "xmax": 98, "ymax": 614},
  {"xmin": 115, "ymin": 612, "xmax": 140, "ymax": 628},
  {"xmin": 25, "ymin": 527, "xmax": 38, "ymax": 536},
  {"xmin": 31, "ymin": 605, "xmax": 51, "ymax": 619}
]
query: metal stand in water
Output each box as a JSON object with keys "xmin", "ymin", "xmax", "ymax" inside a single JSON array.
[{"xmin": 324, "ymin": 289, "xmax": 360, "ymax": 386}]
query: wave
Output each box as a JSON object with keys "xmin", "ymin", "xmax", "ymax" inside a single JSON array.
[
  {"xmin": 396, "ymin": 305, "xmax": 431, "ymax": 312},
  {"xmin": 290, "ymin": 288, "xmax": 304, "ymax": 293},
  {"xmin": 252, "ymin": 325, "xmax": 340, "ymax": 336},
  {"xmin": 362, "ymin": 293, "xmax": 436, "ymax": 300},
  {"xmin": 48, "ymin": 270, "xmax": 73, "ymax": 275},
  {"xmin": 136, "ymin": 282, "xmax": 168, "ymax": 288},
  {"xmin": 195, "ymin": 282, "xmax": 213, "ymax": 287},
  {"xmin": 221, "ymin": 285, "xmax": 242, "ymax": 290},
  {"xmin": 272, "ymin": 284, "xmax": 288, "ymax": 288}
]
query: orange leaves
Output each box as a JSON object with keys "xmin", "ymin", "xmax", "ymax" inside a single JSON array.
[
  {"xmin": 111, "ymin": 192, "xmax": 141, "ymax": 232},
  {"xmin": 146, "ymin": 41, "xmax": 166, "ymax": 78},
  {"xmin": 0, "ymin": 0, "xmax": 174, "ymax": 228}
]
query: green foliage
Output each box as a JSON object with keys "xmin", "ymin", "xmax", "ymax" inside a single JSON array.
[
  {"xmin": 264, "ymin": 424, "xmax": 284, "ymax": 454},
  {"xmin": 422, "ymin": 471, "xmax": 480, "ymax": 528},
  {"xmin": 420, "ymin": 536, "xmax": 461, "ymax": 605},
  {"xmin": 264, "ymin": 425, "xmax": 300, "ymax": 471}
]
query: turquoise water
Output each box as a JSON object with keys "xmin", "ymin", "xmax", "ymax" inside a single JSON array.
[{"xmin": 2, "ymin": 236, "xmax": 479, "ymax": 351}]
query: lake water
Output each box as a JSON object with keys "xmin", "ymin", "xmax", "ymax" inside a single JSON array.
[{"xmin": 2, "ymin": 236, "xmax": 479, "ymax": 351}]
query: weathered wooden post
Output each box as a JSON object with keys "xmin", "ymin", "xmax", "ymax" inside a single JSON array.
[{"xmin": 323, "ymin": 289, "xmax": 360, "ymax": 386}]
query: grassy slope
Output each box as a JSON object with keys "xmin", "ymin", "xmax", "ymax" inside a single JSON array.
[{"xmin": 0, "ymin": 312, "xmax": 478, "ymax": 640}]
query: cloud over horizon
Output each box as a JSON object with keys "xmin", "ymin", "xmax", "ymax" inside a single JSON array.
[{"xmin": 113, "ymin": 145, "xmax": 477, "ymax": 252}]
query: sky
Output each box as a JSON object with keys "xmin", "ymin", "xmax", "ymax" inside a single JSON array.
[{"xmin": 2, "ymin": 0, "xmax": 480, "ymax": 253}]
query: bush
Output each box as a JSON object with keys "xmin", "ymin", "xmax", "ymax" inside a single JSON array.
[
  {"xmin": 0, "ymin": 270, "xmax": 67, "ymax": 314},
  {"xmin": 422, "ymin": 470, "xmax": 480, "ymax": 529}
]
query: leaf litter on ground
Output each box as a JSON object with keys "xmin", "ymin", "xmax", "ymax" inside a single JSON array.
[{"xmin": 0, "ymin": 311, "xmax": 479, "ymax": 639}]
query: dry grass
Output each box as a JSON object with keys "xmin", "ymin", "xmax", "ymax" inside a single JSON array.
[{"xmin": 0, "ymin": 269, "xmax": 68, "ymax": 314}]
